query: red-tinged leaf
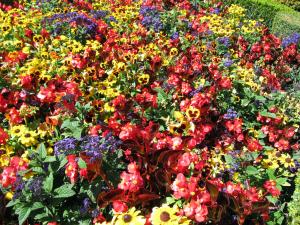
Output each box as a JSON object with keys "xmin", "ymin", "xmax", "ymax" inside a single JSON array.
[
  {"xmin": 217, "ymin": 191, "xmax": 230, "ymax": 207},
  {"xmin": 154, "ymin": 169, "xmax": 172, "ymax": 188},
  {"xmin": 136, "ymin": 193, "xmax": 160, "ymax": 203},
  {"xmin": 157, "ymin": 150, "xmax": 183, "ymax": 167},
  {"xmin": 206, "ymin": 181, "xmax": 219, "ymax": 202},
  {"xmin": 80, "ymin": 152, "xmax": 112, "ymax": 188},
  {"xmin": 251, "ymin": 201, "xmax": 269, "ymax": 214},
  {"xmin": 229, "ymin": 196, "xmax": 241, "ymax": 214},
  {"xmin": 97, "ymin": 189, "xmax": 125, "ymax": 208},
  {"xmin": 208, "ymin": 205, "xmax": 224, "ymax": 223}
]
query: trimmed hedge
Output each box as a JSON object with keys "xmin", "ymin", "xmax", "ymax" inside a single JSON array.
[
  {"xmin": 288, "ymin": 172, "xmax": 300, "ymax": 225},
  {"xmin": 226, "ymin": 0, "xmax": 300, "ymax": 36},
  {"xmin": 276, "ymin": 0, "xmax": 300, "ymax": 12}
]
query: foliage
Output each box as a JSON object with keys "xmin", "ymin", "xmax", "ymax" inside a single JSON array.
[{"xmin": 0, "ymin": 0, "xmax": 299, "ymax": 225}]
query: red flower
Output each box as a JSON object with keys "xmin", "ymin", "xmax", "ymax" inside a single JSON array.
[
  {"xmin": 119, "ymin": 123, "xmax": 140, "ymax": 141},
  {"xmin": 0, "ymin": 167, "xmax": 16, "ymax": 188},
  {"xmin": 47, "ymin": 222, "xmax": 58, "ymax": 225},
  {"xmin": 65, "ymin": 155, "xmax": 78, "ymax": 184},
  {"xmin": 118, "ymin": 163, "xmax": 143, "ymax": 192},
  {"xmin": 113, "ymin": 200, "xmax": 128, "ymax": 213},
  {"xmin": 264, "ymin": 180, "xmax": 280, "ymax": 197},
  {"xmin": 7, "ymin": 108, "xmax": 23, "ymax": 124},
  {"xmin": 247, "ymin": 138, "xmax": 263, "ymax": 152},
  {"xmin": 274, "ymin": 138, "xmax": 290, "ymax": 151},
  {"xmin": 0, "ymin": 127, "xmax": 9, "ymax": 145}
]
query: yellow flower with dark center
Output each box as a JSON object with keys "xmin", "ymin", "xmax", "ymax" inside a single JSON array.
[
  {"xmin": 20, "ymin": 131, "xmax": 38, "ymax": 147},
  {"xmin": 104, "ymin": 102, "xmax": 115, "ymax": 112},
  {"xmin": 0, "ymin": 23, "xmax": 12, "ymax": 33},
  {"xmin": 150, "ymin": 205, "xmax": 178, "ymax": 225},
  {"xmin": 138, "ymin": 74, "xmax": 150, "ymax": 85},
  {"xmin": 279, "ymin": 154, "xmax": 295, "ymax": 168},
  {"xmin": 262, "ymin": 158, "xmax": 279, "ymax": 170},
  {"xmin": 114, "ymin": 207, "xmax": 146, "ymax": 225},
  {"xmin": 170, "ymin": 48, "xmax": 178, "ymax": 57},
  {"xmin": 186, "ymin": 106, "xmax": 200, "ymax": 120},
  {"xmin": 10, "ymin": 125, "xmax": 27, "ymax": 138},
  {"xmin": 169, "ymin": 121, "xmax": 189, "ymax": 134},
  {"xmin": 33, "ymin": 35, "xmax": 44, "ymax": 43}
]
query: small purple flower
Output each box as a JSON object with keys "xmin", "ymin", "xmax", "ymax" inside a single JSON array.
[
  {"xmin": 171, "ymin": 32, "xmax": 179, "ymax": 40},
  {"xmin": 28, "ymin": 177, "xmax": 43, "ymax": 197},
  {"xmin": 218, "ymin": 37, "xmax": 230, "ymax": 47},
  {"xmin": 224, "ymin": 58, "xmax": 233, "ymax": 67},
  {"xmin": 189, "ymin": 85, "xmax": 203, "ymax": 97},
  {"xmin": 54, "ymin": 138, "xmax": 78, "ymax": 155},
  {"xmin": 224, "ymin": 108, "xmax": 238, "ymax": 119},
  {"xmin": 212, "ymin": 8, "xmax": 221, "ymax": 14},
  {"xmin": 80, "ymin": 198, "xmax": 91, "ymax": 214},
  {"xmin": 282, "ymin": 33, "xmax": 300, "ymax": 48},
  {"xmin": 140, "ymin": 5, "xmax": 163, "ymax": 31},
  {"xmin": 92, "ymin": 209, "xmax": 100, "ymax": 218}
]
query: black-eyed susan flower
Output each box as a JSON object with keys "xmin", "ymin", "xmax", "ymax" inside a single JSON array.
[
  {"xmin": 114, "ymin": 207, "xmax": 146, "ymax": 225},
  {"xmin": 279, "ymin": 154, "xmax": 295, "ymax": 168},
  {"xmin": 150, "ymin": 204, "xmax": 178, "ymax": 225},
  {"xmin": 19, "ymin": 130, "xmax": 38, "ymax": 147},
  {"xmin": 10, "ymin": 125, "xmax": 26, "ymax": 138}
]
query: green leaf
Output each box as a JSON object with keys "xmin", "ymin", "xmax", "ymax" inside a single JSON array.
[
  {"xmin": 255, "ymin": 95, "xmax": 266, "ymax": 102},
  {"xmin": 32, "ymin": 167, "xmax": 45, "ymax": 174},
  {"xmin": 225, "ymin": 155, "xmax": 234, "ymax": 164},
  {"xmin": 58, "ymin": 155, "xmax": 68, "ymax": 171},
  {"xmin": 241, "ymin": 99, "xmax": 251, "ymax": 107},
  {"xmin": 257, "ymin": 130, "xmax": 267, "ymax": 139},
  {"xmin": 44, "ymin": 172, "xmax": 54, "ymax": 193},
  {"xmin": 267, "ymin": 169, "xmax": 276, "ymax": 180},
  {"xmin": 79, "ymin": 219, "xmax": 91, "ymax": 225},
  {"xmin": 6, "ymin": 199, "xmax": 19, "ymax": 207},
  {"xmin": 54, "ymin": 184, "xmax": 76, "ymax": 198},
  {"xmin": 246, "ymin": 166, "xmax": 259, "ymax": 175},
  {"xmin": 44, "ymin": 156, "xmax": 57, "ymax": 163},
  {"xmin": 78, "ymin": 158, "xmax": 87, "ymax": 169},
  {"xmin": 166, "ymin": 197, "xmax": 176, "ymax": 205},
  {"xmin": 37, "ymin": 143, "xmax": 47, "ymax": 159},
  {"xmin": 276, "ymin": 177, "xmax": 288, "ymax": 186},
  {"xmin": 260, "ymin": 111, "xmax": 277, "ymax": 118},
  {"xmin": 18, "ymin": 207, "xmax": 31, "ymax": 225},
  {"xmin": 266, "ymin": 195, "xmax": 278, "ymax": 205},
  {"xmin": 31, "ymin": 202, "xmax": 44, "ymax": 211}
]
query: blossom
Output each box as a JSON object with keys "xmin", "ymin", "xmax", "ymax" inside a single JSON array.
[
  {"xmin": 118, "ymin": 162, "xmax": 143, "ymax": 192},
  {"xmin": 114, "ymin": 207, "xmax": 146, "ymax": 225}
]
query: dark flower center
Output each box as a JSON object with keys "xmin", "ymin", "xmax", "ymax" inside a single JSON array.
[
  {"xmin": 285, "ymin": 158, "xmax": 292, "ymax": 163},
  {"xmin": 25, "ymin": 133, "xmax": 31, "ymax": 138},
  {"xmin": 123, "ymin": 214, "xmax": 132, "ymax": 223},
  {"xmin": 160, "ymin": 211, "xmax": 170, "ymax": 222},
  {"xmin": 14, "ymin": 129, "xmax": 20, "ymax": 133}
]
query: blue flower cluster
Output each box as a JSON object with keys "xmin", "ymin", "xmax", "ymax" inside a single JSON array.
[
  {"xmin": 44, "ymin": 12, "xmax": 98, "ymax": 37},
  {"xmin": 80, "ymin": 133, "xmax": 122, "ymax": 162},
  {"xmin": 218, "ymin": 36, "xmax": 230, "ymax": 47},
  {"xmin": 140, "ymin": 6, "xmax": 163, "ymax": 32},
  {"xmin": 282, "ymin": 33, "xmax": 300, "ymax": 48},
  {"xmin": 54, "ymin": 137, "xmax": 78, "ymax": 155},
  {"xmin": 224, "ymin": 108, "xmax": 238, "ymax": 120}
]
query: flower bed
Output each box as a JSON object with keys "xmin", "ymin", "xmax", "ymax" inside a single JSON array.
[{"xmin": 0, "ymin": 0, "xmax": 299, "ymax": 224}]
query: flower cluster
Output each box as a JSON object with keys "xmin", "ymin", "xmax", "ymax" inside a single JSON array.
[{"xmin": 0, "ymin": 0, "xmax": 299, "ymax": 224}]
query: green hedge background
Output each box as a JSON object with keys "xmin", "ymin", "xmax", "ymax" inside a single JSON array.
[{"xmin": 226, "ymin": 0, "xmax": 300, "ymax": 36}]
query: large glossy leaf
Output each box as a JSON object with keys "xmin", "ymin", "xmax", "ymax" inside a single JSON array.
[{"xmin": 97, "ymin": 189, "xmax": 125, "ymax": 208}]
